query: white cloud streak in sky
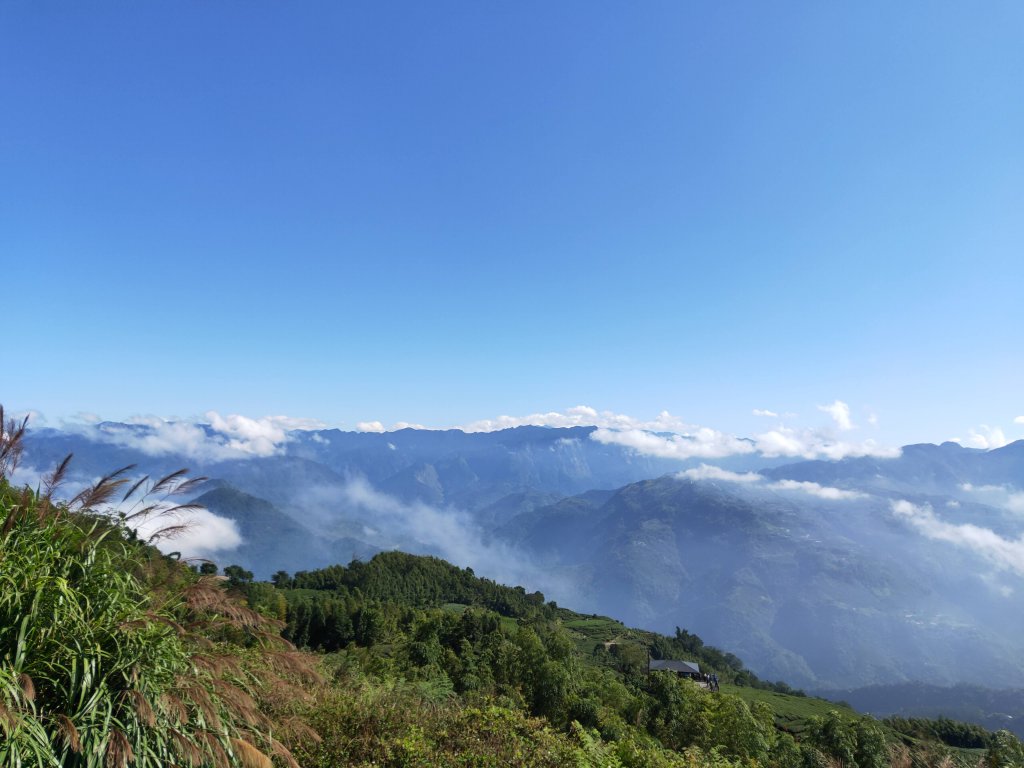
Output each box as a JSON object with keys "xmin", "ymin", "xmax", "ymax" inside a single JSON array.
[
  {"xmin": 891, "ymin": 500, "xmax": 1024, "ymax": 577},
  {"xmin": 959, "ymin": 425, "xmax": 1009, "ymax": 450},
  {"xmin": 817, "ymin": 400, "xmax": 854, "ymax": 431}
]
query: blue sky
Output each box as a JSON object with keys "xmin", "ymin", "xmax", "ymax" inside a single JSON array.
[{"xmin": 2, "ymin": 2, "xmax": 1022, "ymax": 448}]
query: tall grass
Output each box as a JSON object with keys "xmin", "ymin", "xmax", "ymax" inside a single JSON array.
[{"xmin": 0, "ymin": 409, "xmax": 310, "ymax": 767}]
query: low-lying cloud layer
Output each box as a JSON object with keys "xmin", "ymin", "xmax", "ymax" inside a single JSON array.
[
  {"xmin": 44, "ymin": 402, "xmax": 906, "ymax": 464},
  {"xmin": 567, "ymin": 400, "xmax": 899, "ymax": 462},
  {"xmin": 133, "ymin": 508, "xmax": 243, "ymax": 560},
  {"xmin": 34, "ymin": 401, "xmax": 1024, "ymax": 466},
  {"xmin": 459, "ymin": 406, "xmax": 690, "ymax": 434},
  {"xmin": 66, "ymin": 412, "xmax": 326, "ymax": 461},
  {"xmin": 769, "ymin": 479, "xmax": 866, "ymax": 500},
  {"xmin": 676, "ymin": 463, "xmax": 865, "ymax": 500},
  {"xmin": 303, "ymin": 478, "xmax": 581, "ymax": 606},
  {"xmin": 960, "ymin": 483, "xmax": 1024, "ymax": 515},
  {"xmin": 7, "ymin": 459, "xmax": 245, "ymax": 562},
  {"xmin": 892, "ymin": 500, "xmax": 1024, "ymax": 577},
  {"xmin": 592, "ymin": 426, "xmax": 755, "ymax": 460},
  {"xmin": 677, "ymin": 465, "xmax": 762, "ymax": 483},
  {"xmin": 596, "ymin": 423, "xmax": 899, "ymax": 462}
]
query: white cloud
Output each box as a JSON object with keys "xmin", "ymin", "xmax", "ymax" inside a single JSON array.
[
  {"xmin": 69, "ymin": 412, "xmax": 102, "ymax": 425},
  {"xmin": 677, "ymin": 464, "xmax": 762, "ymax": 483},
  {"xmin": 752, "ymin": 409, "xmax": 778, "ymax": 418},
  {"xmin": 459, "ymin": 406, "xmax": 690, "ymax": 434},
  {"xmin": 354, "ymin": 407, "xmax": 693, "ymax": 435},
  {"xmin": 356, "ymin": 421, "xmax": 386, "ymax": 433},
  {"xmin": 891, "ymin": 500, "xmax": 1024, "ymax": 577},
  {"xmin": 753, "ymin": 425, "xmax": 900, "ymax": 460},
  {"xmin": 1014, "ymin": 415, "xmax": 1024, "ymax": 425},
  {"xmin": 768, "ymin": 479, "xmax": 866, "ymax": 500},
  {"xmin": 587, "ymin": 408, "xmax": 900, "ymax": 462},
  {"xmin": 9, "ymin": 463, "xmax": 46, "ymax": 489},
  {"xmin": 677, "ymin": 465, "xmax": 866, "ymax": 500},
  {"xmin": 592, "ymin": 427, "xmax": 755, "ymax": 460},
  {"xmin": 98, "ymin": 420, "xmax": 232, "ymax": 461},
  {"xmin": 205, "ymin": 412, "xmax": 324, "ymax": 456},
  {"xmin": 42, "ymin": 402, "xmax": 902, "ymax": 464},
  {"xmin": 959, "ymin": 425, "xmax": 1009, "ymax": 450},
  {"xmin": 817, "ymin": 400, "xmax": 854, "ymax": 431},
  {"xmin": 72, "ymin": 411, "xmax": 325, "ymax": 461},
  {"xmin": 133, "ymin": 507, "xmax": 242, "ymax": 559},
  {"xmin": 9, "ymin": 409, "xmax": 46, "ymax": 427},
  {"xmin": 754, "ymin": 428, "xmax": 811, "ymax": 457}
]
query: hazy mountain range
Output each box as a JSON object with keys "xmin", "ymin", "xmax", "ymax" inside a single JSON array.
[{"xmin": 16, "ymin": 421, "xmax": 1024, "ymax": 696}]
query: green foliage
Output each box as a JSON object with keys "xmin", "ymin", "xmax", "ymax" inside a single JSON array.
[
  {"xmin": 291, "ymin": 673, "xmax": 581, "ymax": 767},
  {"xmin": 985, "ymin": 729, "xmax": 1024, "ymax": 768},
  {"xmin": 802, "ymin": 710, "xmax": 892, "ymax": 768},
  {"xmin": 721, "ymin": 684, "xmax": 862, "ymax": 736},
  {"xmin": 292, "ymin": 551, "xmax": 553, "ymax": 619},
  {"xmin": 223, "ymin": 564, "xmax": 254, "ymax": 588},
  {"xmin": 292, "ymin": 663, "xmax": 758, "ymax": 768},
  {"xmin": 852, "ymin": 717, "xmax": 888, "ymax": 768},
  {"xmin": 884, "ymin": 715, "xmax": 996, "ymax": 750}
]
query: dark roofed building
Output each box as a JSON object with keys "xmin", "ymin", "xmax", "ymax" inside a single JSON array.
[{"xmin": 648, "ymin": 659, "xmax": 701, "ymax": 677}]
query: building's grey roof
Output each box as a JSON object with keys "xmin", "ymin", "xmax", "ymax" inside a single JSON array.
[{"xmin": 648, "ymin": 659, "xmax": 700, "ymax": 675}]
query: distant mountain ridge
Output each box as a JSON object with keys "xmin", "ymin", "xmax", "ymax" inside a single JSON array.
[{"xmin": 496, "ymin": 473, "xmax": 1024, "ymax": 689}]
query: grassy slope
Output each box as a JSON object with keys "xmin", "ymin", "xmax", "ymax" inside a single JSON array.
[{"xmin": 720, "ymin": 684, "xmax": 858, "ymax": 734}]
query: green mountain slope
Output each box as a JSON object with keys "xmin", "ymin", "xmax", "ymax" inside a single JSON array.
[{"xmin": 238, "ymin": 550, "xmax": 1010, "ymax": 767}]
